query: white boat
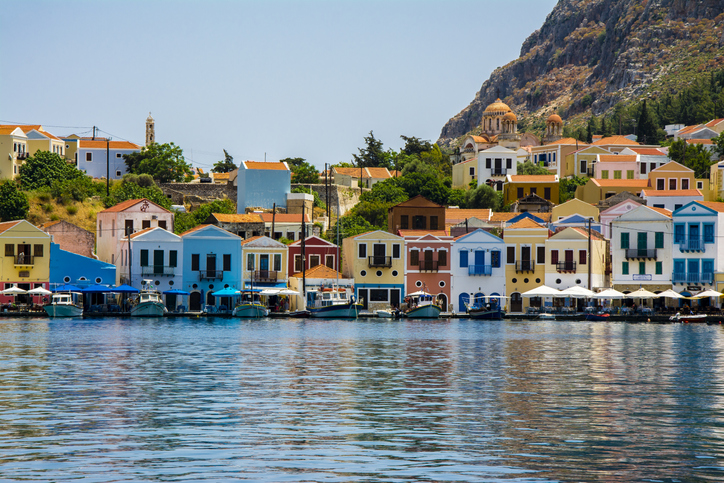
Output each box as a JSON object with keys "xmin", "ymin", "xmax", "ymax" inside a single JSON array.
[
  {"xmin": 130, "ymin": 281, "xmax": 166, "ymax": 317},
  {"xmin": 44, "ymin": 293, "xmax": 83, "ymax": 318},
  {"xmin": 670, "ymin": 312, "xmax": 709, "ymax": 323},
  {"xmin": 232, "ymin": 291, "xmax": 269, "ymax": 318},
  {"xmin": 403, "ymin": 291, "xmax": 442, "ymax": 318},
  {"xmin": 307, "ymin": 287, "xmax": 362, "ymax": 318}
]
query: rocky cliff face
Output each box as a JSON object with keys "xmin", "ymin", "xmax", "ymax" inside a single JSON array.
[{"xmin": 438, "ymin": 0, "xmax": 724, "ymax": 147}]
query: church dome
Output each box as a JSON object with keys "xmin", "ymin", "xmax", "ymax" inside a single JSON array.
[
  {"xmin": 503, "ymin": 112, "xmax": 517, "ymax": 122},
  {"xmin": 484, "ymin": 98, "xmax": 512, "ymax": 114},
  {"xmin": 546, "ymin": 113, "xmax": 563, "ymax": 124}
]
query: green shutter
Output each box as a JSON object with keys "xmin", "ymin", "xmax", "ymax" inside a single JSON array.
[
  {"xmin": 656, "ymin": 261, "xmax": 662, "ymax": 275},
  {"xmin": 169, "ymin": 250, "xmax": 177, "ymax": 267},
  {"xmin": 639, "ymin": 261, "xmax": 646, "ymax": 275},
  {"xmin": 621, "ymin": 232, "xmax": 629, "ymax": 249},
  {"xmin": 655, "ymin": 232, "xmax": 664, "ymax": 249},
  {"xmin": 140, "ymin": 249, "xmax": 149, "ymax": 266},
  {"xmin": 622, "ymin": 261, "xmax": 629, "ymax": 275}
]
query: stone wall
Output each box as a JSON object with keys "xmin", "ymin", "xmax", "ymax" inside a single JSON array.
[
  {"xmin": 292, "ymin": 184, "xmax": 364, "ymax": 216},
  {"xmin": 44, "ymin": 220, "xmax": 96, "ymax": 259},
  {"xmin": 160, "ymin": 183, "xmax": 236, "ymax": 206}
]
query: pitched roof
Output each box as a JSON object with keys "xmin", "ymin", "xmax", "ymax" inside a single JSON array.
[
  {"xmin": 648, "ymin": 206, "xmax": 672, "ymax": 217},
  {"xmin": 100, "ymin": 198, "xmax": 171, "ymax": 213},
  {"xmin": 239, "ymin": 235, "xmax": 263, "ymax": 245},
  {"xmin": 641, "ymin": 189, "xmax": 702, "ymax": 197},
  {"xmin": 677, "ymin": 125, "xmax": 701, "ymax": 135},
  {"xmin": 0, "ymin": 220, "xmax": 22, "ymax": 234},
  {"xmin": 258, "ymin": 213, "xmax": 310, "ymax": 223},
  {"xmin": 630, "ymin": 148, "xmax": 666, "ymax": 156},
  {"xmin": 179, "ymin": 224, "xmax": 211, "ymax": 237},
  {"xmin": 213, "ymin": 172, "xmax": 230, "ymax": 180},
  {"xmin": 0, "ymin": 126, "xmax": 27, "ymax": 136},
  {"xmin": 508, "ymin": 175, "xmax": 557, "ymax": 182},
  {"xmin": 445, "ymin": 208, "xmax": 491, "ymax": 223},
  {"xmin": 398, "ymin": 229, "xmax": 449, "ymax": 237},
  {"xmin": 705, "ymin": 118, "xmax": 724, "ymax": 128},
  {"xmin": 545, "ymin": 137, "xmax": 585, "ymax": 146},
  {"xmin": 591, "ymin": 179, "xmax": 649, "ymax": 188},
  {"xmin": 570, "ymin": 227, "xmax": 606, "ymax": 240},
  {"xmin": 695, "ymin": 201, "xmax": 724, "ymax": 213},
  {"xmin": 79, "ymin": 140, "xmax": 141, "ymax": 150},
  {"xmin": 128, "ymin": 227, "xmax": 157, "ymax": 239},
  {"xmin": 592, "ymin": 135, "xmax": 639, "ymax": 146},
  {"xmin": 289, "ymin": 264, "xmax": 344, "ymax": 279},
  {"xmin": 365, "ymin": 167, "xmax": 392, "ymax": 178},
  {"xmin": 243, "ymin": 161, "xmax": 289, "ymax": 171},
  {"xmin": 210, "ymin": 213, "xmax": 263, "ymax": 223},
  {"xmin": 333, "ymin": 167, "xmax": 391, "ymax": 179},
  {"xmin": 598, "ymin": 154, "xmax": 637, "ymax": 163},
  {"xmin": 687, "ymin": 138, "xmax": 714, "ymax": 145},
  {"xmin": 506, "ymin": 218, "xmax": 547, "ymax": 230}
]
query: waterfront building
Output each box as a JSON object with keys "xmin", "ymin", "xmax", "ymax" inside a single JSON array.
[
  {"xmin": 240, "ymin": 236, "xmax": 289, "ymax": 290},
  {"xmin": 551, "ymin": 198, "xmax": 599, "ymax": 223},
  {"xmin": 236, "ymin": 161, "xmax": 290, "ymax": 212},
  {"xmin": 575, "ymin": 178, "xmax": 649, "ymax": 204},
  {"xmin": 545, "ymin": 227, "xmax": 607, "ymax": 295},
  {"xmin": 181, "ymin": 224, "xmax": 242, "ymax": 312},
  {"xmin": 503, "ymin": 175, "xmax": 559, "ymax": 206},
  {"xmin": 387, "ymin": 195, "xmax": 446, "ymax": 234},
  {"xmin": 342, "ymin": 230, "xmax": 405, "ymax": 312},
  {"xmin": 599, "ymin": 199, "xmax": 644, "ymax": 239},
  {"xmin": 590, "ymin": 135, "xmax": 644, "ymax": 154},
  {"xmin": 529, "ymin": 137, "xmax": 584, "ymax": 178},
  {"xmin": 503, "ymin": 218, "xmax": 550, "ymax": 313},
  {"xmin": 48, "ymin": 243, "xmax": 116, "ymax": 289},
  {"xmin": 288, "ymin": 264, "xmax": 354, "ymax": 311},
  {"xmin": 591, "ymin": 154, "xmax": 639, "ymax": 180},
  {"xmin": 0, "ymin": 220, "xmax": 51, "ymax": 304},
  {"xmin": 331, "ymin": 166, "xmax": 393, "ymax": 188},
  {"xmin": 77, "ymin": 139, "xmax": 142, "ymax": 180},
  {"xmin": 619, "ymin": 147, "xmax": 670, "ymax": 176},
  {"xmin": 401, "ymin": 230, "xmax": 453, "ymax": 312},
  {"xmin": 671, "ymin": 201, "xmax": 724, "ymax": 295},
  {"xmin": 288, "ymin": 235, "xmax": 339, "ymax": 275},
  {"xmin": 119, "ymin": 226, "xmax": 183, "ymax": 292},
  {"xmin": 641, "ymin": 189, "xmax": 703, "ymax": 212},
  {"xmin": 564, "ymin": 145, "xmax": 609, "ymax": 178},
  {"xmin": 450, "ymin": 228, "xmax": 506, "ymax": 314},
  {"xmin": 96, "ymin": 198, "xmax": 174, "ymax": 268},
  {"xmin": 476, "ymin": 145, "xmax": 518, "ymax": 191},
  {"xmin": 610, "ymin": 205, "xmax": 672, "ymax": 294},
  {"xmin": 40, "ymin": 220, "xmax": 96, "ymax": 259}
]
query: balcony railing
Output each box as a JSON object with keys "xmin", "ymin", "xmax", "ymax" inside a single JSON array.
[
  {"xmin": 678, "ymin": 237, "xmax": 704, "ymax": 252},
  {"xmin": 16, "ymin": 152, "xmax": 28, "ymax": 160},
  {"xmin": 141, "ymin": 265, "xmax": 175, "ymax": 276},
  {"xmin": 491, "ymin": 168, "xmax": 507, "ymax": 176},
  {"xmin": 515, "ymin": 260, "xmax": 535, "ymax": 273},
  {"xmin": 672, "ymin": 272, "xmax": 715, "ymax": 284},
  {"xmin": 199, "ymin": 270, "xmax": 224, "ymax": 281},
  {"xmin": 625, "ymin": 248, "xmax": 658, "ymax": 259},
  {"xmin": 14, "ymin": 255, "xmax": 34, "ymax": 266},
  {"xmin": 418, "ymin": 260, "xmax": 439, "ymax": 271},
  {"xmin": 556, "ymin": 261, "xmax": 577, "ymax": 272},
  {"xmin": 468, "ymin": 264, "xmax": 492, "ymax": 276},
  {"xmin": 368, "ymin": 256, "xmax": 392, "ymax": 268},
  {"xmin": 252, "ymin": 270, "xmax": 278, "ymax": 283}
]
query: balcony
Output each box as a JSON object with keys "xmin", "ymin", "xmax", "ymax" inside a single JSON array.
[
  {"xmin": 556, "ymin": 261, "xmax": 577, "ymax": 273},
  {"xmin": 16, "ymin": 152, "xmax": 28, "ymax": 160},
  {"xmin": 368, "ymin": 256, "xmax": 392, "ymax": 268},
  {"xmin": 515, "ymin": 260, "xmax": 535, "ymax": 273},
  {"xmin": 625, "ymin": 248, "xmax": 658, "ymax": 260},
  {"xmin": 199, "ymin": 270, "xmax": 224, "ymax": 281},
  {"xmin": 678, "ymin": 237, "xmax": 704, "ymax": 252},
  {"xmin": 418, "ymin": 260, "xmax": 439, "ymax": 272},
  {"xmin": 491, "ymin": 168, "xmax": 507, "ymax": 176},
  {"xmin": 14, "ymin": 255, "xmax": 34, "ymax": 266},
  {"xmin": 252, "ymin": 270, "xmax": 278, "ymax": 283},
  {"xmin": 141, "ymin": 265, "xmax": 175, "ymax": 276},
  {"xmin": 672, "ymin": 272, "xmax": 715, "ymax": 284},
  {"xmin": 468, "ymin": 264, "xmax": 492, "ymax": 276}
]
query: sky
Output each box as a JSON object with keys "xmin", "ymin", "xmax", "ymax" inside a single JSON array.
[{"xmin": 1, "ymin": 0, "xmax": 558, "ymax": 172}]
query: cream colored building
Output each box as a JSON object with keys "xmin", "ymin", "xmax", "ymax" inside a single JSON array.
[
  {"xmin": 503, "ymin": 218, "xmax": 550, "ymax": 313},
  {"xmin": 0, "ymin": 126, "xmax": 28, "ymax": 179},
  {"xmin": 551, "ymin": 198, "xmax": 599, "ymax": 222},
  {"xmin": 545, "ymin": 227, "xmax": 607, "ymax": 293}
]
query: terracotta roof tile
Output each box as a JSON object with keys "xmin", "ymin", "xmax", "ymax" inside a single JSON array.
[
  {"xmin": 687, "ymin": 138, "xmax": 714, "ymax": 145},
  {"xmin": 398, "ymin": 229, "xmax": 449, "ymax": 237},
  {"xmin": 695, "ymin": 201, "xmax": 724, "ymax": 213},
  {"xmin": 641, "ymin": 189, "xmax": 702, "ymax": 197},
  {"xmin": 598, "ymin": 154, "xmax": 637, "ymax": 163},
  {"xmin": 648, "ymin": 206, "xmax": 672, "ymax": 217},
  {"xmin": 630, "ymin": 148, "xmax": 666, "ymax": 156},
  {"xmin": 213, "ymin": 172, "xmax": 230, "ymax": 180},
  {"xmin": 0, "ymin": 220, "xmax": 22, "ymax": 234},
  {"xmin": 506, "ymin": 218, "xmax": 547, "ymax": 230},
  {"xmin": 592, "ymin": 135, "xmax": 640, "ymax": 146},
  {"xmin": 0, "ymin": 126, "xmax": 27, "ymax": 136},
  {"xmin": 592, "ymin": 179, "xmax": 650, "ymax": 188},
  {"xmin": 240, "ymin": 235, "xmax": 263, "ymax": 246},
  {"xmin": 290, "ymin": 264, "xmax": 344, "ymax": 279},
  {"xmin": 509, "ymin": 175, "xmax": 557, "ymax": 182},
  {"xmin": 100, "ymin": 198, "xmax": 171, "ymax": 213},
  {"xmin": 80, "ymin": 140, "xmax": 141, "ymax": 149},
  {"xmin": 128, "ymin": 227, "xmax": 157, "ymax": 239},
  {"xmin": 211, "ymin": 213, "xmax": 263, "ymax": 223},
  {"xmin": 445, "ymin": 208, "xmax": 491, "ymax": 222},
  {"xmin": 545, "ymin": 137, "xmax": 586, "ymax": 146},
  {"xmin": 243, "ymin": 161, "xmax": 289, "ymax": 171},
  {"xmin": 489, "ymin": 212, "xmax": 518, "ymax": 222},
  {"xmin": 705, "ymin": 118, "xmax": 724, "ymax": 128}
]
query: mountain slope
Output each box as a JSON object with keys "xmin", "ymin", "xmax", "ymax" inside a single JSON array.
[{"xmin": 438, "ymin": 0, "xmax": 724, "ymax": 146}]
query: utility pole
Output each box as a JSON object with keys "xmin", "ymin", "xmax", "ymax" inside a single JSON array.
[
  {"xmin": 588, "ymin": 217, "xmax": 592, "ymax": 290},
  {"xmin": 271, "ymin": 203, "xmax": 276, "ymax": 240},
  {"xmin": 301, "ymin": 203, "xmax": 306, "ymax": 302},
  {"xmin": 106, "ymin": 138, "xmax": 110, "ymax": 196}
]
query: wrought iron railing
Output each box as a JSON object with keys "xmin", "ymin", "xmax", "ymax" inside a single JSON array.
[
  {"xmin": 515, "ymin": 260, "xmax": 535, "ymax": 272},
  {"xmin": 141, "ymin": 265, "xmax": 175, "ymax": 276},
  {"xmin": 468, "ymin": 264, "xmax": 492, "ymax": 276},
  {"xmin": 556, "ymin": 261, "xmax": 577, "ymax": 272},
  {"xmin": 368, "ymin": 256, "xmax": 392, "ymax": 268},
  {"xmin": 625, "ymin": 248, "xmax": 658, "ymax": 259}
]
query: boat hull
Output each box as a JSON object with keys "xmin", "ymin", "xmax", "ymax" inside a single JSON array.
[
  {"xmin": 232, "ymin": 304, "xmax": 269, "ymax": 318},
  {"xmin": 44, "ymin": 304, "xmax": 83, "ymax": 318},
  {"xmin": 130, "ymin": 301, "xmax": 165, "ymax": 317},
  {"xmin": 307, "ymin": 302, "xmax": 362, "ymax": 318},
  {"xmin": 468, "ymin": 308, "xmax": 504, "ymax": 320},
  {"xmin": 585, "ymin": 313, "xmax": 610, "ymax": 321},
  {"xmin": 671, "ymin": 314, "xmax": 708, "ymax": 323},
  {"xmin": 404, "ymin": 304, "xmax": 442, "ymax": 318}
]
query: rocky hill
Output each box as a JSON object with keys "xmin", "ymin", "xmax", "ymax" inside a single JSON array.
[{"xmin": 438, "ymin": 0, "xmax": 724, "ymax": 146}]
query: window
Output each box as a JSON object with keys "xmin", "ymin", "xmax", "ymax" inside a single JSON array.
[
  {"xmin": 99, "ymin": 220, "xmax": 102, "ymax": 237},
  {"xmin": 669, "ymin": 178, "xmax": 677, "ymax": 190},
  {"xmin": 471, "ymin": 166, "xmax": 476, "ymax": 175},
  {"xmin": 392, "ymin": 244, "xmax": 400, "ymax": 259},
  {"xmin": 430, "ymin": 216, "xmax": 438, "ymax": 230},
  {"xmin": 517, "ymin": 187, "xmax": 524, "ymax": 199},
  {"xmin": 116, "ymin": 170, "xmax": 122, "ymax": 177},
  {"xmin": 438, "ymin": 250, "xmax": 447, "ymax": 267},
  {"xmin": 507, "ymin": 246, "xmax": 515, "ymax": 263},
  {"xmin": 656, "ymin": 261, "xmax": 662, "ymax": 275},
  {"xmin": 640, "ymin": 163, "xmax": 647, "ymax": 174},
  {"xmin": 537, "ymin": 246, "xmax": 545, "ymax": 264},
  {"xmin": 622, "ymin": 261, "xmax": 629, "ymax": 275},
  {"xmin": 655, "ymin": 232, "xmax": 664, "ymax": 249},
  {"xmin": 506, "ymin": 159, "xmax": 512, "ymax": 169},
  {"xmin": 273, "ymin": 254, "xmax": 281, "ymax": 271},
  {"xmin": 601, "ymin": 170, "xmax": 609, "ymax": 179},
  {"xmin": 682, "ymin": 178, "xmax": 689, "ymax": 190},
  {"xmin": 484, "ymin": 250, "xmax": 497, "ymax": 268},
  {"xmin": 650, "ymin": 163, "xmax": 656, "ymax": 173},
  {"xmin": 325, "ymin": 255, "xmax": 334, "ymax": 269},
  {"xmin": 614, "ymin": 170, "xmax": 622, "ymax": 179},
  {"xmin": 674, "ymin": 204, "xmax": 682, "ymax": 211},
  {"xmin": 639, "ymin": 261, "xmax": 646, "ymax": 275},
  {"xmin": 159, "ymin": 220, "xmax": 167, "ymax": 230},
  {"xmin": 286, "ymin": 232, "xmax": 295, "ymax": 241},
  {"xmin": 551, "ymin": 250, "xmax": 559, "ymax": 264},
  {"xmin": 580, "ymin": 160, "xmax": 587, "ymax": 174},
  {"xmin": 125, "ymin": 219, "xmax": 134, "ymax": 236},
  {"xmin": 579, "ymin": 250, "xmax": 587, "ymax": 265},
  {"xmin": 370, "ymin": 289, "xmax": 389, "ymax": 302},
  {"xmin": 627, "ymin": 170, "xmax": 634, "ymax": 179},
  {"xmin": 246, "ymin": 253, "xmax": 254, "ymax": 270},
  {"xmin": 142, "ymin": 220, "xmax": 151, "ymax": 229},
  {"xmin": 86, "ymin": 152, "xmax": 92, "ymax": 162},
  {"xmin": 140, "ymin": 249, "xmax": 149, "ymax": 266},
  {"xmin": 410, "ymin": 250, "xmax": 419, "ymax": 266},
  {"xmin": 530, "ymin": 187, "xmax": 537, "ymax": 195},
  {"xmin": 294, "ymin": 255, "xmax": 303, "ymax": 272},
  {"xmin": 191, "ymin": 254, "xmax": 200, "ymax": 271},
  {"xmin": 412, "ymin": 215, "xmax": 426, "ymax": 230},
  {"xmin": 704, "ymin": 224, "xmax": 714, "ymax": 243},
  {"xmin": 621, "ymin": 232, "xmax": 629, "ymax": 249},
  {"xmin": 400, "ymin": 215, "xmax": 409, "ymax": 229},
  {"xmin": 358, "ymin": 243, "xmax": 367, "ymax": 259},
  {"xmin": 223, "ymin": 254, "xmax": 231, "ymax": 271},
  {"xmin": 674, "ymin": 225, "xmax": 685, "ymax": 243},
  {"xmin": 116, "ymin": 153, "xmax": 122, "ymax": 158},
  {"xmin": 656, "ymin": 178, "xmax": 664, "ymax": 190},
  {"xmin": 309, "ymin": 255, "xmax": 320, "ymax": 268},
  {"xmin": 5, "ymin": 244, "xmax": 13, "ymax": 256},
  {"xmin": 485, "ymin": 159, "xmax": 491, "ymax": 169},
  {"xmin": 34, "ymin": 244, "xmax": 43, "ymax": 257},
  {"xmin": 544, "ymin": 187, "xmax": 551, "ymax": 200},
  {"xmin": 697, "ymin": 181, "xmax": 704, "ymax": 189},
  {"xmin": 460, "ymin": 250, "xmax": 468, "ymax": 268},
  {"xmin": 170, "ymin": 250, "xmax": 178, "ymax": 267}
]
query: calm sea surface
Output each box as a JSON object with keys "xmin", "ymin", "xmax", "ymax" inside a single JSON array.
[{"xmin": 1, "ymin": 317, "xmax": 723, "ymax": 482}]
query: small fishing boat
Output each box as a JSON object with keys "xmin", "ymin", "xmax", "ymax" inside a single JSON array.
[
  {"xmin": 585, "ymin": 312, "xmax": 610, "ymax": 321},
  {"xmin": 670, "ymin": 312, "xmax": 708, "ymax": 323},
  {"xmin": 307, "ymin": 287, "xmax": 362, "ymax": 318},
  {"xmin": 130, "ymin": 280, "xmax": 166, "ymax": 317},
  {"xmin": 376, "ymin": 308, "xmax": 403, "ymax": 318},
  {"xmin": 403, "ymin": 291, "xmax": 442, "ymax": 318},
  {"xmin": 538, "ymin": 312, "xmax": 556, "ymax": 320},
  {"xmin": 232, "ymin": 290, "xmax": 269, "ymax": 318},
  {"xmin": 466, "ymin": 302, "xmax": 504, "ymax": 320},
  {"xmin": 44, "ymin": 293, "xmax": 83, "ymax": 318}
]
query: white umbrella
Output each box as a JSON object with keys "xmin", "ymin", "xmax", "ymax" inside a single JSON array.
[
  {"xmin": 625, "ymin": 287, "xmax": 659, "ymax": 299},
  {"xmin": 658, "ymin": 289, "xmax": 685, "ymax": 299},
  {"xmin": 27, "ymin": 287, "xmax": 52, "ymax": 296},
  {"xmin": 522, "ymin": 285, "xmax": 562, "ymax": 297},
  {"xmin": 593, "ymin": 288, "xmax": 625, "ymax": 299},
  {"xmin": 1, "ymin": 285, "xmax": 27, "ymax": 295},
  {"xmin": 277, "ymin": 289, "xmax": 300, "ymax": 295},
  {"xmin": 691, "ymin": 289, "xmax": 723, "ymax": 299},
  {"xmin": 559, "ymin": 286, "xmax": 595, "ymax": 298}
]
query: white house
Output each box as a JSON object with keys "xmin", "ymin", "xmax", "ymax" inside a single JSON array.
[
  {"xmin": 611, "ymin": 205, "xmax": 673, "ymax": 294},
  {"xmin": 476, "ymin": 145, "xmax": 517, "ymax": 191},
  {"xmin": 450, "ymin": 229, "xmax": 506, "ymax": 313},
  {"xmin": 119, "ymin": 227, "xmax": 183, "ymax": 293},
  {"xmin": 641, "ymin": 189, "xmax": 703, "ymax": 212},
  {"xmin": 77, "ymin": 139, "xmax": 142, "ymax": 180}
]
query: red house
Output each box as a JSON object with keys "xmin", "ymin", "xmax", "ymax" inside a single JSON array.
[{"xmin": 288, "ymin": 236, "xmax": 340, "ymax": 275}]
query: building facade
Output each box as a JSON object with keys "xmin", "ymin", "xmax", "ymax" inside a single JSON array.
[{"xmin": 450, "ymin": 229, "xmax": 506, "ymax": 314}]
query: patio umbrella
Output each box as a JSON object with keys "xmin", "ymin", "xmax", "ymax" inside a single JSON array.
[
  {"xmin": 521, "ymin": 285, "xmax": 562, "ymax": 297},
  {"xmin": 593, "ymin": 288, "xmax": 625, "ymax": 299},
  {"xmin": 559, "ymin": 286, "xmax": 595, "ymax": 297},
  {"xmin": 1, "ymin": 285, "xmax": 27, "ymax": 295},
  {"xmin": 81, "ymin": 284, "xmax": 113, "ymax": 293},
  {"xmin": 625, "ymin": 287, "xmax": 659, "ymax": 299},
  {"xmin": 658, "ymin": 289, "xmax": 685, "ymax": 299},
  {"xmin": 212, "ymin": 288, "xmax": 241, "ymax": 297},
  {"xmin": 27, "ymin": 286, "xmax": 52, "ymax": 305},
  {"xmin": 112, "ymin": 284, "xmax": 140, "ymax": 293},
  {"xmin": 163, "ymin": 289, "xmax": 190, "ymax": 295},
  {"xmin": 53, "ymin": 284, "xmax": 83, "ymax": 292},
  {"xmin": 277, "ymin": 289, "xmax": 301, "ymax": 295},
  {"xmin": 691, "ymin": 289, "xmax": 724, "ymax": 299},
  {"xmin": 259, "ymin": 288, "xmax": 282, "ymax": 295}
]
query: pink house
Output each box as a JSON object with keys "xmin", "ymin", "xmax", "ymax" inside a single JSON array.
[
  {"xmin": 288, "ymin": 236, "xmax": 339, "ymax": 275},
  {"xmin": 400, "ymin": 230, "xmax": 453, "ymax": 312}
]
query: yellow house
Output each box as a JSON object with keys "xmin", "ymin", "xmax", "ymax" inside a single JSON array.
[
  {"xmin": 545, "ymin": 227, "xmax": 607, "ymax": 294},
  {"xmin": 551, "ymin": 198, "xmax": 599, "ymax": 222},
  {"xmin": 0, "ymin": 220, "xmax": 52, "ymax": 302},
  {"xmin": 0, "ymin": 126, "xmax": 28, "ymax": 180},
  {"xmin": 564, "ymin": 145, "xmax": 611, "ymax": 178},
  {"xmin": 240, "ymin": 235, "xmax": 289, "ymax": 290},
  {"xmin": 342, "ymin": 230, "xmax": 405, "ymax": 311},
  {"xmin": 529, "ymin": 138, "xmax": 587, "ymax": 177},
  {"xmin": 503, "ymin": 175, "xmax": 559, "ymax": 205},
  {"xmin": 452, "ymin": 157, "xmax": 477, "ymax": 189},
  {"xmin": 503, "ymin": 218, "xmax": 550, "ymax": 313},
  {"xmin": 575, "ymin": 178, "xmax": 649, "ymax": 204}
]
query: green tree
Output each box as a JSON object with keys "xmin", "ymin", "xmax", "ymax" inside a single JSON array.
[
  {"xmin": 292, "ymin": 185, "xmax": 326, "ymax": 209},
  {"xmin": 713, "ymin": 132, "xmax": 724, "ymax": 159},
  {"xmin": 636, "ymin": 99, "xmax": 658, "ymax": 144},
  {"xmin": 559, "ymin": 176, "xmax": 589, "ymax": 203},
  {"xmin": 0, "ymin": 180, "xmax": 29, "ymax": 221},
  {"xmin": 517, "ymin": 161, "xmax": 551, "ymax": 175},
  {"xmin": 283, "ymin": 157, "xmax": 320, "ymax": 184},
  {"xmin": 352, "ymin": 131, "xmax": 394, "ymax": 169},
  {"xmin": 18, "ymin": 150, "xmax": 85, "ymax": 191},
  {"xmin": 465, "ymin": 184, "xmax": 502, "ymax": 210},
  {"xmin": 212, "ymin": 149, "xmax": 236, "ymax": 173},
  {"xmin": 104, "ymin": 175, "xmax": 172, "ymax": 209},
  {"xmin": 400, "ymin": 135, "xmax": 434, "ymax": 156},
  {"xmin": 124, "ymin": 142, "xmax": 193, "ymax": 183},
  {"xmin": 173, "ymin": 199, "xmax": 236, "ymax": 234},
  {"xmin": 446, "ymin": 188, "xmax": 467, "ymax": 208},
  {"xmin": 359, "ymin": 179, "xmax": 408, "ymax": 205},
  {"xmin": 669, "ymin": 139, "xmax": 714, "ymax": 178},
  {"xmin": 394, "ymin": 172, "xmax": 449, "ymax": 205},
  {"xmin": 401, "ymin": 157, "xmax": 436, "ymax": 177},
  {"xmin": 327, "ymin": 213, "xmax": 376, "ymax": 241}
]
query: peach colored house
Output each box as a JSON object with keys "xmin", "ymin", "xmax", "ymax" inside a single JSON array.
[{"xmin": 594, "ymin": 154, "xmax": 639, "ymax": 180}]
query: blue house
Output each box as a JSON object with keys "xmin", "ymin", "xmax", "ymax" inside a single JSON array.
[
  {"xmin": 181, "ymin": 224, "xmax": 243, "ymax": 312},
  {"xmin": 237, "ymin": 161, "xmax": 291, "ymax": 212},
  {"xmin": 49, "ymin": 243, "xmax": 116, "ymax": 289}
]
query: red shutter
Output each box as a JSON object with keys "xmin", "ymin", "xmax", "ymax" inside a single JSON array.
[
  {"xmin": 579, "ymin": 250, "xmax": 587, "ymax": 265},
  {"xmin": 551, "ymin": 250, "xmax": 559, "ymax": 265}
]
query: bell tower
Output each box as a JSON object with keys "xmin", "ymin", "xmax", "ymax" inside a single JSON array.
[{"xmin": 145, "ymin": 112, "xmax": 155, "ymax": 146}]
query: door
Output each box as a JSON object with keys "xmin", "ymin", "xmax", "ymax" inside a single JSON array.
[
  {"xmin": 511, "ymin": 292, "xmax": 523, "ymax": 312},
  {"xmin": 189, "ymin": 292, "xmax": 202, "ymax": 311},
  {"xmin": 424, "ymin": 250, "xmax": 433, "ymax": 270},
  {"xmin": 207, "ymin": 255, "xmax": 216, "ymax": 278},
  {"xmin": 474, "ymin": 250, "xmax": 485, "ymax": 271},
  {"xmin": 565, "ymin": 250, "xmax": 574, "ymax": 271},
  {"xmin": 521, "ymin": 246, "xmax": 531, "ymax": 270},
  {"xmin": 373, "ymin": 244, "xmax": 386, "ymax": 265},
  {"xmin": 358, "ymin": 289, "xmax": 368, "ymax": 310},
  {"xmin": 494, "ymin": 158, "xmax": 502, "ymax": 174},
  {"xmin": 637, "ymin": 232, "xmax": 647, "ymax": 256},
  {"xmin": 459, "ymin": 293, "xmax": 470, "ymax": 312},
  {"xmin": 437, "ymin": 294, "xmax": 448, "ymax": 312},
  {"xmin": 390, "ymin": 289, "xmax": 400, "ymax": 309},
  {"xmin": 153, "ymin": 250, "xmax": 164, "ymax": 274},
  {"xmin": 689, "ymin": 225, "xmax": 700, "ymax": 250},
  {"xmin": 688, "ymin": 259, "xmax": 699, "ymax": 284},
  {"xmin": 260, "ymin": 254, "xmax": 269, "ymax": 271}
]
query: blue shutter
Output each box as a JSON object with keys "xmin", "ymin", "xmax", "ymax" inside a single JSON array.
[{"xmin": 460, "ymin": 250, "xmax": 468, "ymax": 268}]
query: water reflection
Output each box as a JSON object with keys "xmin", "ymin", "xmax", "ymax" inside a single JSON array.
[{"xmin": 0, "ymin": 317, "xmax": 723, "ymax": 481}]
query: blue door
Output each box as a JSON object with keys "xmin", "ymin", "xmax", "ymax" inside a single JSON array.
[
  {"xmin": 688, "ymin": 259, "xmax": 699, "ymax": 284},
  {"xmin": 459, "ymin": 293, "xmax": 470, "ymax": 311},
  {"xmin": 475, "ymin": 250, "xmax": 485, "ymax": 267}
]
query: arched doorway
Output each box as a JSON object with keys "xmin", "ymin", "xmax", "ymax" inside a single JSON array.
[
  {"xmin": 511, "ymin": 292, "xmax": 523, "ymax": 313},
  {"xmin": 189, "ymin": 291, "xmax": 202, "ymax": 312},
  {"xmin": 206, "ymin": 291, "xmax": 215, "ymax": 307},
  {"xmin": 436, "ymin": 293, "xmax": 448, "ymax": 312},
  {"xmin": 459, "ymin": 293, "xmax": 470, "ymax": 312},
  {"xmin": 474, "ymin": 292, "xmax": 485, "ymax": 308}
]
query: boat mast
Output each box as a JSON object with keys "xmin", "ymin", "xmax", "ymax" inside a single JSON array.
[
  {"xmin": 302, "ymin": 203, "xmax": 306, "ymax": 304},
  {"xmin": 336, "ymin": 195, "xmax": 340, "ymax": 290}
]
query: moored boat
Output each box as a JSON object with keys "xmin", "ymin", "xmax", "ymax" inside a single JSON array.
[
  {"xmin": 585, "ymin": 312, "xmax": 610, "ymax": 321},
  {"xmin": 44, "ymin": 293, "xmax": 83, "ymax": 318},
  {"xmin": 670, "ymin": 312, "xmax": 708, "ymax": 323},
  {"xmin": 403, "ymin": 291, "xmax": 442, "ymax": 318},
  {"xmin": 130, "ymin": 280, "xmax": 166, "ymax": 317},
  {"xmin": 232, "ymin": 290, "xmax": 269, "ymax": 318},
  {"xmin": 307, "ymin": 287, "xmax": 362, "ymax": 318},
  {"xmin": 466, "ymin": 302, "xmax": 504, "ymax": 320}
]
